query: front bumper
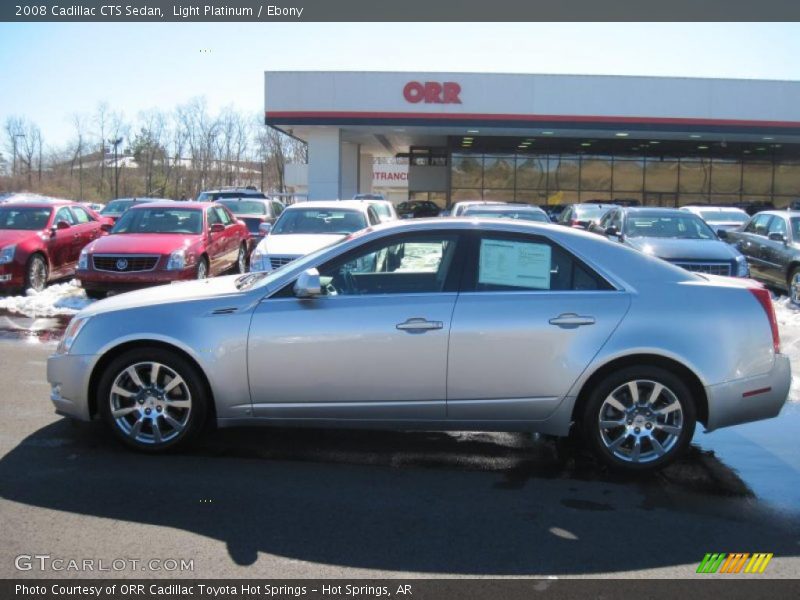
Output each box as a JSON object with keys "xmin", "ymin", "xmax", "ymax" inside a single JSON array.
[
  {"xmin": 47, "ymin": 352, "xmax": 96, "ymax": 421},
  {"xmin": 77, "ymin": 266, "xmax": 197, "ymax": 292},
  {"xmin": 705, "ymin": 353, "xmax": 791, "ymax": 431},
  {"xmin": 0, "ymin": 262, "xmax": 26, "ymax": 289}
]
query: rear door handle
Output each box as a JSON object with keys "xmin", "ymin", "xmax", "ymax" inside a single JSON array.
[
  {"xmin": 396, "ymin": 318, "xmax": 443, "ymax": 333},
  {"xmin": 549, "ymin": 313, "xmax": 595, "ymax": 328}
]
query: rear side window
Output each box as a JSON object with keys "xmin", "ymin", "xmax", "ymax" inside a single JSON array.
[{"xmin": 469, "ymin": 234, "xmax": 613, "ymax": 292}]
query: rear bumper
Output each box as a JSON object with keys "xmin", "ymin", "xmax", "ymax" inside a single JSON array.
[
  {"xmin": 705, "ymin": 353, "xmax": 791, "ymax": 431},
  {"xmin": 47, "ymin": 352, "xmax": 95, "ymax": 421}
]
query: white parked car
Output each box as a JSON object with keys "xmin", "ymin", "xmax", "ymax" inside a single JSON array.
[
  {"xmin": 250, "ymin": 200, "xmax": 381, "ymax": 272},
  {"xmin": 680, "ymin": 206, "xmax": 750, "ymax": 232}
]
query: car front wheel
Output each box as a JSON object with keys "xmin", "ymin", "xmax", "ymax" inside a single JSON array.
[
  {"xmin": 97, "ymin": 348, "xmax": 209, "ymax": 452},
  {"xmin": 235, "ymin": 243, "xmax": 247, "ymax": 274},
  {"xmin": 789, "ymin": 267, "xmax": 800, "ymax": 304},
  {"xmin": 196, "ymin": 257, "xmax": 208, "ymax": 280},
  {"xmin": 25, "ymin": 254, "xmax": 48, "ymax": 292},
  {"xmin": 582, "ymin": 366, "xmax": 696, "ymax": 471}
]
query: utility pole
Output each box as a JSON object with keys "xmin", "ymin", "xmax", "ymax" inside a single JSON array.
[
  {"xmin": 109, "ymin": 137, "xmax": 123, "ymax": 198},
  {"xmin": 12, "ymin": 133, "xmax": 25, "ymax": 191}
]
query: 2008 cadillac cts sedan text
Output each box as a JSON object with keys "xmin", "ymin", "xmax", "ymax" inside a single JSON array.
[{"xmin": 47, "ymin": 219, "xmax": 791, "ymax": 472}]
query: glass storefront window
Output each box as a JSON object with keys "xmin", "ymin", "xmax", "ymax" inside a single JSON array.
[
  {"xmin": 774, "ymin": 162, "xmax": 800, "ymax": 196},
  {"xmin": 516, "ymin": 157, "xmax": 547, "ymax": 189},
  {"xmin": 550, "ymin": 155, "xmax": 580, "ymax": 191},
  {"xmin": 483, "ymin": 156, "xmax": 515, "ymax": 189},
  {"xmin": 451, "ymin": 155, "xmax": 483, "ymax": 188},
  {"xmin": 645, "ymin": 159, "xmax": 679, "ymax": 193},
  {"xmin": 612, "ymin": 159, "xmax": 644, "ymax": 192},
  {"xmin": 580, "ymin": 191, "xmax": 612, "ymax": 203},
  {"xmin": 711, "ymin": 159, "xmax": 741, "ymax": 194},
  {"xmin": 482, "ymin": 189, "xmax": 516, "ymax": 202},
  {"xmin": 679, "ymin": 160, "xmax": 712, "ymax": 194},
  {"xmin": 742, "ymin": 162, "xmax": 773, "ymax": 195},
  {"xmin": 515, "ymin": 190, "xmax": 549, "ymax": 205},
  {"xmin": 580, "ymin": 157, "xmax": 612, "ymax": 191},
  {"xmin": 451, "ymin": 188, "xmax": 483, "ymax": 201}
]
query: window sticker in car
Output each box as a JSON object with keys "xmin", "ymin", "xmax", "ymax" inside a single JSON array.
[{"xmin": 479, "ymin": 239, "xmax": 552, "ymax": 289}]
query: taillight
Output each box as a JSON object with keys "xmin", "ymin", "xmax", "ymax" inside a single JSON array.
[{"xmin": 749, "ymin": 286, "xmax": 780, "ymax": 354}]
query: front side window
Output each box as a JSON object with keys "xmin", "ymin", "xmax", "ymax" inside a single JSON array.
[
  {"xmin": 471, "ymin": 234, "xmax": 612, "ymax": 292},
  {"xmin": 214, "ymin": 206, "xmax": 233, "ymax": 225},
  {"xmin": 767, "ymin": 216, "xmax": 788, "ymax": 237},
  {"xmin": 745, "ymin": 214, "xmax": 773, "ymax": 236},
  {"xmin": 318, "ymin": 233, "xmax": 460, "ymax": 296},
  {"xmin": 55, "ymin": 207, "xmax": 76, "ymax": 225}
]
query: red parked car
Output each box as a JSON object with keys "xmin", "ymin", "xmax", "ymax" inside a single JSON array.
[
  {"xmin": 0, "ymin": 200, "xmax": 107, "ymax": 293},
  {"xmin": 76, "ymin": 201, "xmax": 250, "ymax": 298}
]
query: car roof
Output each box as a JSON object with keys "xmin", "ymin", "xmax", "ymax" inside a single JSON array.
[
  {"xmin": 758, "ymin": 210, "xmax": 800, "ymax": 217},
  {"xmin": 622, "ymin": 207, "xmax": 697, "ymax": 216},
  {"xmin": 573, "ymin": 203, "xmax": 616, "ymax": 208},
  {"xmin": 1, "ymin": 199, "xmax": 73, "ymax": 209},
  {"xmin": 681, "ymin": 205, "xmax": 747, "ymax": 212},
  {"xmin": 127, "ymin": 201, "xmax": 212, "ymax": 210},
  {"xmin": 108, "ymin": 197, "xmax": 162, "ymax": 203},
  {"xmin": 465, "ymin": 204, "xmax": 546, "ymax": 212},
  {"xmin": 284, "ymin": 200, "xmax": 371, "ymax": 212}
]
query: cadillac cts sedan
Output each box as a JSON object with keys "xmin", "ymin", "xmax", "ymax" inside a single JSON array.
[
  {"xmin": 0, "ymin": 200, "xmax": 106, "ymax": 293},
  {"xmin": 76, "ymin": 201, "xmax": 250, "ymax": 298},
  {"xmin": 48, "ymin": 219, "xmax": 790, "ymax": 471}
]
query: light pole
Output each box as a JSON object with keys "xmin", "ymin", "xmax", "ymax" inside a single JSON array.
[{"xmin": 109, "ymin": 137, "xmax": 123, "ymax": 199}]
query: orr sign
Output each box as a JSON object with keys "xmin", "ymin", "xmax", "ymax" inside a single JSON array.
[{"xmin": 403, "ymin": 81, "xmax": 462, "ymax": 104}]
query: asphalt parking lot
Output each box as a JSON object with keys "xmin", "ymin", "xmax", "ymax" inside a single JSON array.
[{"xmin": 1, "ymin": 319, "xmax": 799, "ymax": 579}]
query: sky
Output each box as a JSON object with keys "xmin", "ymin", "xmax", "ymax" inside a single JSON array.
[{"xmin": 1, "ymin": 22, "xmax": 800, "ymax": 148}]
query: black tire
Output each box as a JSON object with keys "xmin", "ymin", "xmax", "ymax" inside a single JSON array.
[
  {"xmin": 581, "ymin": 366, "xmax": 696, "ymax": 472},
  {"xmin": 235, "ymin": 243, "xmax": 247, "ymax": 274},
  {"xmin": 196, "ymin": 256, "xmax": 209, "ymax": 280},
  {"xmin": 25, "ymin": 254, "xmax": 48, "ymax": 292},
  {"xmin": 85, "ymin": 289, "xmax": 106, "ymax": 300},
  {"xmin": 97, "ymin": 347, "xmax": 210, "ymax": 453}
]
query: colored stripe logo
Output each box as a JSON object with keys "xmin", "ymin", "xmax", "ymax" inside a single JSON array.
[{"xmin": 697, "ymin": 553, "xmax": 773, "ymax": 574}]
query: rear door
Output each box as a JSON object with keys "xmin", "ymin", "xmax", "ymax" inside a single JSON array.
[
  {"xmin": 446, "ymin": 231, "xmax": 630, "ymax": 423},
  {"xmin": 762, "ymin": 214, "xmax": 791, "ymax": 287},
  {"xmin": 69, "ymin": 205, "xmax": 102, "ymax": 249}
]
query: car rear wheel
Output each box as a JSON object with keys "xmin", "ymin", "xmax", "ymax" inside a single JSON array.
[
  {"xmin": 196, "ymin": 257, "xmax": 208, "ymax": 280},
  {"xmin": 582, "ymin": 366, "xmax": 696, "ymax": 471},
  {"xmin": 789, "ymin": 267, "xmax": 800, "ymax": 304},
  {"xmin": 236, "ymin": 244, "xmax": 247, "ymax": 274},
  {"xmin": 25, "ymin": 254, "xmax": 48, "ymax": 292},
  {"xmin": 98, "ymin": 347, "xmax": 209, "ymax": 452}
]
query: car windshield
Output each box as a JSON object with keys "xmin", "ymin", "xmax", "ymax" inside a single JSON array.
[
  {"xmin": 0, "ymin": 207, "xmax": 52, "ymax": 230},
  {"xmin": 698, "ymin": 210, "xmax": 748, "ymax": 223},
  {"xmin": 625, "ymin": 214, "xmax": 717, "ymax": 239},
  {"xmin": 464, "ymin": 209, "xmax": 549, "ymax": 222},
  {"xmin": 576, "ymin": 205, "xmax": 611, "ymax": 219},
  {"xmin": 217, "ymin": 200, "xmax": 266, "ymax": 215},
  {"xmin": 198, "ymin": 191, "xmax": 266, "ymax": 201},
  {"xmin": 272, "ymin": 208, "xmax": 367, "ymax": 235},
  {"xmin": 112, "ymin": 208, "xmax": 203, "ymax": 234},
  {"xmin": 101, "ymin": 200, "xmax": 135, "ymax": 214}
]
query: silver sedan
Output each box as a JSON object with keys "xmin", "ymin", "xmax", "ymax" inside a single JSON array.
[{"xmin": 48, "ymin": 219, "xmax": 791, "ymax": 472}]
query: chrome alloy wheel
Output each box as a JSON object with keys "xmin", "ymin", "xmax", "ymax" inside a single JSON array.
[
  {"xmin": 237, "ymin": 245, "xmax": 246, "ymax": 273},
  {"xmin": 28, "ymin": 257, "xmax": 47, "ymax": 292},
  {"xmin": 791, "ymin": 271, "xmax": 800, "ymax": 305},
  {"xmin": 109, "ymin": 362, "xmax": 192, "ymax": 445},
  {"xmin": 597, "ymin": 379, "xmax": 684, "ymax": 464}
]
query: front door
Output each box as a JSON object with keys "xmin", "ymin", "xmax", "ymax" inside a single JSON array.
[
  {"xmin": 247, "ymin": 231, "xmax": 464, "ymax": 421},
  {"xmin": 447, "ymin": 232, "xmax": 630, "ymax": 422}
]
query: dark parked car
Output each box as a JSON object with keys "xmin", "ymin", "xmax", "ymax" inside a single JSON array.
[
  {"xmin": 462, "ymin": 204, "xmax": 550, "ymax": 222},
  {"xmin": 100, "ymin": 198, "xmax": 162, "ymax": 224},
  {"xmin": 539, "ymin": 205, "xmax": 567, "ymax": 222},
  {"xmin": 557, "ymin": 203, "xmax": 616, "ymax": 230},
  {"xmin": 215, "ymin": 197, "xmax": 285, "ymax": 246},
  {"xmin": 721, "ymin": 210, "xmax": 800, "ymax": 300},
  {"xmin": 0, "ymin": 200, "xmax": 106, "ymax": 293},
  {"xmin": 592, "ymin": 207, "xmax": 749, "ymax": 277},
  {"xmin": 734, "ymin": 200, "xmax": 776, "ymax": 216},
  {"xmin": 397, "ymin": 200, "xmax": 441, "ymax": 219}
]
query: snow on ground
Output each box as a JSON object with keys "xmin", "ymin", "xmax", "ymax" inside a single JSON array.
[
  {"xmin": 0, "ymin": 280, "xmax": 94, "ymax": 317},
  {"xmin": 773, "ymin": 296, "xmax": 800, "ymax": 402}
]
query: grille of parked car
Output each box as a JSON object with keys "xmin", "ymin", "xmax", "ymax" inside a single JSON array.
[
  {"xmin": 93, "ymin": 255, "xmax": 160, "ymax": 272},
  {"xmin": 671, "ymin": 261, "xmax": 732, "ymax": 276},
  {"xmin": 269, "ymin": 256, "xmax": 297, "ymax": 270}
]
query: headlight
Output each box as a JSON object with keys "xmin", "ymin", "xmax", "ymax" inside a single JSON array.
[
  {"xmin": 735, "ymin": 254, "xmax": 750, "ymax": 277},
  {"xmin": 249, "ymin": 247, "xmax": 270, "ymax": 272},
  {"xmin": 56, "ymin": 316, "xmax": 90, "ymax": 355},
  {"xmin": 166, "ymin": 249, "xmax": 186, "ymax": 270},
  {"xmin": 77, "ymin": 248, "xmax": 89, "ymax": 270},
  {"xmin": 0, "ymin": 245, "xmax": 16, "ymax": 265}
]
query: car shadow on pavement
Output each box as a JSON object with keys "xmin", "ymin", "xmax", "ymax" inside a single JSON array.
[{"xmin": 2, "ymin": 419, "xmax": 798, "ymax": 575}]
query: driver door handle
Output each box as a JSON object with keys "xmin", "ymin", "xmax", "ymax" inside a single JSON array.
[
  {"xmin": 396, "ymin": 318, "xmax": 443, "ymax": 333},
  {"xmin": 549, "ymin": 313, "xmax": 595, "ymax": 328}
]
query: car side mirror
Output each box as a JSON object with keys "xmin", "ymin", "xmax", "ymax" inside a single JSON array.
[
  {"xmin": 294, "ymin": 268, "xmax": 322, "ymax": 299},
  {"xmin": 259, "ymin": 222, "xmax": 272, "ymax": 236},
  {"xmin": 100, "ymin": 222, "xmax": 113, "ymax": 232},
  {"xmin": 56, "ymin": 220, "xmax": 71, "ymax": 230},
  {"xmin": 717, "ymin": 228, "xmax": 728, "ymax": 240},
  {"xmin": 209, "ymin": 223, "xmax": 225, "ymax": 234},
  {"xmin": 604, "ymin": 226, "xmax": 618, "ymax": 237},
  {"xmin": 768, "ymin": 232, "xmax": 788, "ymax": 244}
]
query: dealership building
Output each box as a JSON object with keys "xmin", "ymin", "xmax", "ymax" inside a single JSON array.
[{"xmin": 265, "ymin": 71, "xmax": 800, "ymax": 208}]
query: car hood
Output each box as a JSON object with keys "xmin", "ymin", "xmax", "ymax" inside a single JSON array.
[
  {"xmin": 0, "ymin": 229, "xmax": 41, "ymax": 247},
  {"xmin": 79, "ymin": 274, "xmax": 245, "ymax": 317},
  {"xmin": 259, "ymin": 233, "xmax": 345, "ymax": 256},
  {"xmin": 86, "ymin": 233, "xmax": 202, "ymax": 255},
  {"xmin": 625, "ymin": 236, "xmax": 739, "ymax": 260}
]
